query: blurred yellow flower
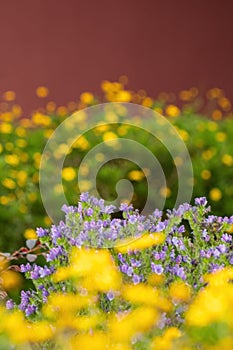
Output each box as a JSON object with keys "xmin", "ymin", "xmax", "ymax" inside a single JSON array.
[
  {"xmin": 222, "ymin": 154, "xmax": 233, "ymax": 166},
  {"xmin": 169, "ymin": 280, "xmax": 191, "ymax": 302},
  {"xmin": 216, "ymin": 132, "xmax": 226, "ymax": 142},
  {"xmin": 80, "ymin": 92, "xmax": 94, "ymax": 104},
  {"xmin": 201, "ymin": 169, "xmax": 211, "ymax": 180},
  {"xmin": 1, "ymin": 270, "xmax": 22, "ymax": 291},
  {"xmin": 36, "ymin": 86, "xmax": 49, "ymax": 98},
  {"xmin": 128, "ymin": 170, "xmax": 145, "ymax": 181},
  {"xmin": 121, "ymin": 283, "xmax": 161, "ymax": 307},
  {"xmin": 62, "ymin": 167, "xmax": 76, "ymax": 181},
  {"xmin": 15, "ymin": 126, "xmax": 27, "ymax": 137},
  {"xmin": 166, "ymin": 104, "xmax": 180, "ymax": 117},
  {"xmin": 142, "ymin": 97, "xmax": 153, "ymax": 107},
  {"xmin": 32, "ymin": 112, "xmax": 51, "ymax": 126},
  {"xmin": 160, "ymin": 186, "xmax": 172, "ymax": 198},
  {"xmin": 72, "ymin": 135, "xmax": 90, "ymax": 150},
  {"xmin": 209, "ymin": 188, "xmax": 222, "ymax": 201},
  {"xmin": 5, "ymin": 154, "xmax": 20, "ymax": 166},
  {"xmin": 115, "ymin": 90, "xmax": 132, "ymax": 102},
  {"xmin": 115, "ymin": 232, "xmax": 165, "ymax": 253},
  {"xmin": 103, "ymin": 131, "xmax": 118, "ymax": 142},
  {"xmin": 3, "ymin": 90, "xmax": 16, "ymax": 101},
  {"xmin": 0, "ymin": 122, "xmax": 13, "ymax": 133},
  {"xmin": 212, "ymin": 109, "xmax": 222, "ymax": 120},
  {"xmin": 2, "ymin": 178, "xmax": 16, "ymax": 190},
  {"xmin": 24, "ymin": 228, "xmax": 37, "ymax": 239}
]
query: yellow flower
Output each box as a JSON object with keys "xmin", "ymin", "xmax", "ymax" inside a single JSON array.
[
  {"xmin": 165, "ymin": 104, "xmax": 180, "ymax": 117},
  {"xmin": 142, "ymin": 97, "xmax": 153, "ymax": 107},
  {"xmin": 24, "ymin": 228, "xmax": 37, "ymax": 239},
  {"xmin": 1, "ymin": 270, "xmax": 22, "ymax": 291},
  {"xmin": 147, "ymin": 273, "xmax": 165, "ymax": 286},
  {"xmin": 80, "ymin": 92, "xmax": 94, "ymax": 104},
  {"xmin": 209, "ymin": 188, "xmax": 222, "ymax": 201},
  {"xmin": 36, "ymin": 86, "xmax": 49, "ymax": 98},
  {"xmin": 115, "ymin": 232, "xmax": 165, "ymax": 253},
  {"xmin": 109, "ymin": 306, "xmax": 158, "ymax": 342},
  {"xmin": 0, "ymin": 122, "xmax": 13, "ymax": 134},
  {"xmin": 216, "ymin": 132, "xmax": 226, "ymax": 142},
  {"xmin": 56, "ymin": 106, "xmax": 68, "ymax": 117},
  {"xmin": 151, "ymin": 327, "xmax": 182, "ymax": 350},
  {"xmin": 16, "ymin": 170, "xmax": 28, "ymax": 187},
  {"xmin": 0, "ymin": 195, "xmax": 12, "ymax": 205},
  {"xmin": 32, "ymin": 112, "xmax": 51, "ymax": 126},
  {"xmin": 54, "ymin": 248, "xmax": 122, "ymax": 292},
  {"xmin": 177, "ymin": 129, "xmax": 189, "ymax": 141},
  {"xmin": 201, "ymin": 169, "xmax": 211, "ymax": 180},
  {"xmin": 2, "ymin": 178, "xmax": 16, "ymax": 190},
  {"xmin": 15, "ymin": 126, "xmax": 27, "ymax": 137},
  {"xmin": 202, "ymin": 149, "xmax": 216, "ymax": 160},
  {"xmin": 103, "ymin": 131, "xmax": 118, "ymax": 142},
  {"xmin": 115, "ymin": 90, "xmax": 132, "ymax": 102},
  {"xmin": 70, "ymin": 332, "xmax": 108, "ymax": 350},
  {"xmin": 169, "ymin": 280, "xmax": 191, "ymax": 302},
  {"xmin": 159, "ymin": 187, "xmax": 172, "ymax": 198},
  {"xmin": 128, "ymin": 170, "xmax": 145, "ymax": 181},
  {"xmin": 212, "ymin": 109, "xmax": 222, "ymax": 120},
  {"xmin": 16, "ymin": 138, "xmax": 27, "ymax": 148},
  {"xmin": 72, "ymin": 135, "xmax": 90, "ymax": 150},
  {"xmin": 222, "ymin": 154, "xmax": 233, "ymax": 166},
  {"xmin": 62, "ymin": 167, "xmax": 76, "ymax": 181},
  {"xmin": 3, "ymin": 90, "xmax": 16, "ymax": 101}
]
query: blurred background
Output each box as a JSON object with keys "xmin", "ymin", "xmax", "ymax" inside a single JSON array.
[
  {"xmin": 0, "ymin": 0, "xmax": 233, "ymax": 252},
  {"xmin": 0, "ymin": 0, "xmax": 232, "ymax": 114}
]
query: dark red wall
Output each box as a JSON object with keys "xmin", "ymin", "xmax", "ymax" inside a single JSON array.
[{"xmin": 0, "ymin": 0, "xmax": 233, "ymax": 114}]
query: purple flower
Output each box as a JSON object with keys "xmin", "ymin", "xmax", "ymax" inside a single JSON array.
[
  {"xmin": 36, "ymin": 227, "xmax": 49, "ymax": 237},
  {"xmin": 155, "ymin": 222, "xmax": 166, "ymax": 232},
  {"xmin": 132, "ymin": 274, "xmax": 140, "ymax": 284},
  {"xmin": 51, "ymin": 225, "xmax": 63, "ymax": 243},
  {"xmin": 121, "ymin": 264, "xmax": 129, "ymax": 274},
  {"xmin": 6, "ymin": 299, "xmax": 15, "ymax": 310},
  {"xmin": 85, "ymin": 208, "xmax": 94, "ymax": 217},
  {"xmin": 151, "ymin": 263, "xmax": 164, "ymax": 275},
  {"xmin": 128, "ymin": 215, "xmax": 138, "ymax": 224},
  {"xmin": 152, "ymin": 209, "xmax": 162, "ymax": 219},
  {"xmin": 153, "ymin": 252, "xmax": 161, "ymax": 260},
  {"xmin": 80, "ymin": 192, "xmax": 89, "ymax": 202},
  {"xmin": 217, "ymin": 244, "xmax": 227, "ymax": 254},
  {"xmin": 25, "ymin": 304, "xmax": 37, "ymax": 317},
  {"xmin": 46, "ymin": 246, "xmax": 64, "ymax": 262},
  {"xmin": 130, "ymin": 258, "xmax": 141, "ymax": 267},
  {"xmin": 174, "ymin": 266, "xmax": 186, "ymax": 280},
  {"xmin": 20, "ymin": 263, "xmax": 32, "ymax": 273},
  {"xmin": 61, "ymin": 204, "xmax": 78, "ymax": 214},
  {"xmin": 19, "ymin": 291, "xmax": 31, "ymax": 311},
  {"xmin": 126, "ymin": 266, "xmax": 134, "ymax": 277},
  {"xmin": 222, "ymin": 233, "xmax": 232, "ymax": 242},
  {"xmin": 103, "ymin": 205, "xmax": 116, "ymax": 214},
  {"xmin": 213, "ymin": 248, "xmax": 220, "ymax": 258},
  {"xmin": 119, "ymin": 203, "xmax": 133, "ymax": 212},
  {"xmin": 42, "ymin": 289, "xmax": 49, "ymax": 302},
  {"xmin": 195, "ymin": 197, "xmax": 207, "ymax": 206},
  {"xmin": 106, "ymin": 291, "xmax": 115, "ymax": 301}
]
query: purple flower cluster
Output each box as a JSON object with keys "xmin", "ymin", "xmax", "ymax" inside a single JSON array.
[{"xmin": 9, "ymin": 194, "xmax": 233, "ymax": 320}]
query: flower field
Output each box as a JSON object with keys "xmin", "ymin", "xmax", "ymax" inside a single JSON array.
[{"xmin": 0, "ymin": 78, "xmax": 233, "ymax": 349}]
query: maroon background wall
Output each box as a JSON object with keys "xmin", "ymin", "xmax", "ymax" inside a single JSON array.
[{"xmin": 0, "ymin": 0, "xmax": 233, "ymax": 115}]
